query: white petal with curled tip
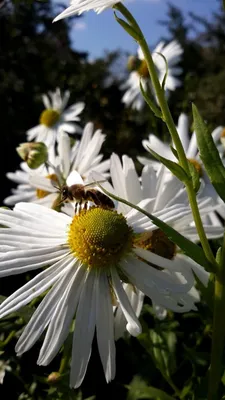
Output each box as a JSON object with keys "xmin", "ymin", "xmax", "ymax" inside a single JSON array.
[
  {"xmin": 111, "ymin": 268, "xmax": 142, "ymax": 337},
  {"xmin": 70, "ymin": 269, "xmax": 97, "ymax": 388},
  {"xmin": 0, "ymin": 254, "xmax": 74, "ymax": 318},
  {"xmin": 15, "ymin": 260, "xmax": 80, "ymax": 356},
  {"xmin": 96, "ymin": 271, "xmax": 116, "ymax": 382},
  {"xmin": 114, "ymin": 284, "xmax": 144, "ymax": 340},
  {"xmin": 176, "ymin": 254, "xmax": 209, "ymax": 287},
  {"xmin": 38, "ymin": 262, "xmax": 86, "ymax": 365}
]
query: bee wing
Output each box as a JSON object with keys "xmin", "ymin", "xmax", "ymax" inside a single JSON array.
[
  {"xmin": 84, "ymin": 180, "xmax": 107, "ymax": 189},
  {"xmin": 66, "ymin": 171, "xmax": 84, "ymax": 187}
]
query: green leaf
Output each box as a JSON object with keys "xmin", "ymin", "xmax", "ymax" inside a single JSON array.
[
  {"xmin": 127, "ymin": 376, "xmax": 176, "ymax": 400},
  {"xmin": 188, "ymin": 160, "xmax": 201, "ymax": 193},
  {"xmin": 114, "ymin": 12, "xmax": 141, "ymax": 41},
  {"xmin": 139, "ymin": 80, "xmax": 162, "ymax": 119},
  {"xmin": 170, "ymin": 145, "xmax": 179, "ymax": 160},
  {"xmin": 98, "ymin": 183, "xmax": 215, "ymax": 272},
  {"xmin": 147, "ymin": 147, "xmax": 190, "ymax": 183},
  {"xmin": 192, "ymin": 103, "xmax": 225, "ymax": 202},
  {"xmin": 139, "ymin": 329, "xmax": 177, "ymax": 378}
]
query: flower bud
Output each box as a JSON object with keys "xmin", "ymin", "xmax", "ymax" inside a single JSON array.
[
  {"xmin": 46, "ymin": 372, "xmax": 61, "ymax": 385},
  {"xmin": 16, "ymin": 142, "xmax": 48, "ymax": 169},
  {"xmin": 127, "ymin": 55, "xmax": 141, "ymax": 72}
]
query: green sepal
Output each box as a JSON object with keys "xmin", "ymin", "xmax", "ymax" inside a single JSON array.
[
  {"xmin": 114, "ymin": 12, "xmax": 140, "ymax": 41},
  {"xmin": 139, "ymin": 80, "xmax": 162, "ymax": 119},
  {"xmin": 192, "ymin": 103, "xmax": 225, "ymax": 202}
]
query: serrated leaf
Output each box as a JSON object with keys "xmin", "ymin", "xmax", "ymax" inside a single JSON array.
[
  {"xmin": 192, "ymin": 103, "xmax": 225, "ymax": 202},
  {"xmin": 147, "ymin": 147, "xmax": 190, "ymax": 183}
]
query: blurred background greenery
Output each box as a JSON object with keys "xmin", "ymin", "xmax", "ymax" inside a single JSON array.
[{"xmin": 0, "ymin": 0, "xmax": 225, "ymax": 398}]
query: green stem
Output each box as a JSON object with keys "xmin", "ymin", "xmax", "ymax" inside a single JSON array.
[
  {"xmin": 114, "ymin": 2, "xmax": 216, "ymax": 269},
  {"xmin": 208, "ymin": 231, "xmax": 225, "ymax": 399}
]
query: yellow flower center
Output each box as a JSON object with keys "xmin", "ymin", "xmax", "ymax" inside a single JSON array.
[
  {"xmin": 134, "ymin": 229, "xmax": 176, "ymax": 260},
  {"xmin": 68, "ymin": 208, "xmax": 133, "ymax": 269},
  {"xmin": 188, "ymin": 158, "xmax": 202, "ymax": 176},
  {"xmin": 39, "ymin": 109, "xmax": 60, "ymax": 127},
  {"xmin": 137, "ymin": 60, "xmax": 149, "ymax": 78},
  {"xmin": 36, "ymin": 174, "xmax": 58, "ymax": 199}
]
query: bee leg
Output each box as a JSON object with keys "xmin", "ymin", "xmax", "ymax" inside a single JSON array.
[{"xmin": 75, "ymin": 202, "xmax": 78, "ymax": 214}]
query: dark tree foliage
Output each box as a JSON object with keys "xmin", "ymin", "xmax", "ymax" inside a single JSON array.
[
  {"xmin": 159, "ymin": 1, "xmax": 225, "ymax": 129},
  {"xmin": 1, "ymin": 1, "xmax": 225, "ymax": 399}
]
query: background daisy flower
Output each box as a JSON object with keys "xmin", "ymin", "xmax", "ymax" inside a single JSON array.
[
  {"xmin": 27, "ymin": 88, "xmax": 85, "ymax": 147},
  {"xmin": 4, "ymin": 123, "xmax": 110, "ymax": 208},
  {"xmin": 139, "ymin": 113, "xmax": 225, "ymax": 219},
  {"xmin": 121, "ymin": 41, "xmax": 183, "ymax": 110}
]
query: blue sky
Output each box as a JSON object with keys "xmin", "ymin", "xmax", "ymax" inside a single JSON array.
[{"xmin": 59, "ymin": 0, "xmax": 220, "ymax": 58}]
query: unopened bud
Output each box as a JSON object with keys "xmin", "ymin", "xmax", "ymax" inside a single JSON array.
[
  {"xmin": 127, "ymin": 55, "xmax": 141, "ymax": 72},
  {"xmin": 47, "ymin": 372, "xmax": 61, "ymax": 385},
  {"xmin": 16, "ymin": 142, "xmax": 48, "ymax": 169}
]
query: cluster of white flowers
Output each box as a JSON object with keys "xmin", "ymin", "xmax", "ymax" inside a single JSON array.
[{"xmin": 1, "ymin": 0, "xmax": 225, "ymax": 391}]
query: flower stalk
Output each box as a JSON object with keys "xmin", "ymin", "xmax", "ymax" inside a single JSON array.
[
  {"xmin": 114, "ymin": 2, "xmax": 217, "ymax": 271},
  {"xmin": 208, "ymin": 231, "xmax": 225, "ymax": 399}
]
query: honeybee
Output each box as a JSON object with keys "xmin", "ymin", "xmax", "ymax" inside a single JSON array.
[{"xmin": 59, "ymin": 181, "xmax": 114, "ymax": 212}]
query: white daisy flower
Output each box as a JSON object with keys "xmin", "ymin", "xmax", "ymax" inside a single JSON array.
[
  {"xmin": 122, "ymin": 41, "xmax": 183, "ymax": 110},
  {"xmin": 107, "ymin": 154, "xmax": 217, "ymax": 334},
  {"xmin": 139, "ymin": 113, "xmax": 225, "ymax": 219},
  {"xmin": 0, "ymin": 187, "xmax": 200, "ymax": 387},
  {"xmin": 4, "ymin": 123, "xmax": 110, "ymax": 208},
  {"xmin": 54, "ymin": 0, "xmax": 121, "ymax": 21},
  {"xmin": 27, "ymin": 88, "xmax": 85, "ymax": 147}
]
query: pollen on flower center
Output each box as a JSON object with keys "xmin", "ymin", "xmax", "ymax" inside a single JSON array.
[
  {"xmin": 68, "ymin": 207, "xmax": 133, "ymax": 269},
  {"xmin": 39, "ymin": 109, "xmax": 60, "ymax": 127},
  {"xmin": 188, "ymin": 158, "xmax": 202, "ymax": 176},
  {"xmin": 36, "ymin": 174, "xmax": 58, "ymax": 199},
  {"xmin": 134, "ymin": 229, "xmax": 176, "ymax": 260}
]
